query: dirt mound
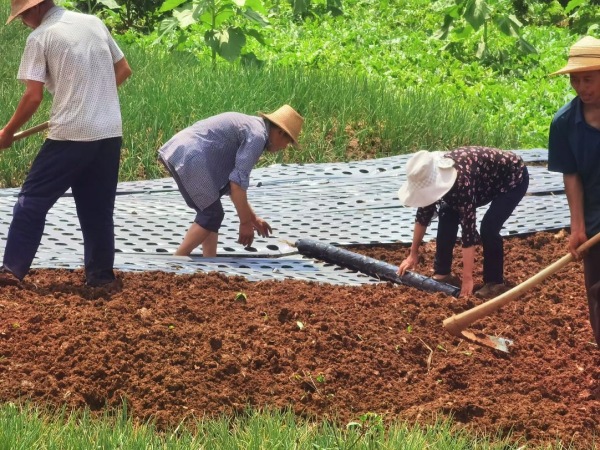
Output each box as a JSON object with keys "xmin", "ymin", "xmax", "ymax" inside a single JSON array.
[{"xmin": 0, "ymin": 230, "xmax": 598, "ymax": 446}]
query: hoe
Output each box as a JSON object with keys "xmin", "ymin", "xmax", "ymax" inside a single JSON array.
[
  {"xmin": 443, "ymin": 231, "xmax": 600, "ymax": 353},
  {"xmin": 13, "ymin": 121, "xmax": 49, "ymax": 141}
]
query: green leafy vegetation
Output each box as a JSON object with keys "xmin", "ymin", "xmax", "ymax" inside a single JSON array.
[{"xmin": 2, "ymin": 0, "xmax": 595, "ymax": 188}]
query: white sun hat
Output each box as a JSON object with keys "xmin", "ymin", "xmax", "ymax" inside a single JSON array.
[{"xmin": 397, "ymin": 150, "xmax": 457, "ymax": 208}]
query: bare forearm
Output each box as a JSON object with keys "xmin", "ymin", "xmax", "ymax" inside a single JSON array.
[
  {"xmin": 461, "ymin": 246, "xmax": 475, "ymax": 281},
  {"xmin": 230, "ymin": 182, "xmax": 254, "ymax": 223},
  {"xmin": 409, "ymin": 222, "xmax": 427, "ymax": 255},
  {"xmin": 3, "ymin": 86, "xmax": 43, "ymax": 134}
]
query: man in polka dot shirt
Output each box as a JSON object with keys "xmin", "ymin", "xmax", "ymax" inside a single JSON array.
[
  {"xmin": 159, "ymin": 105, "xmax": 304, "ymax": 256},
  {"xmin": 0, "ymin": 0, "xmax": 132, "ymax": 288}
]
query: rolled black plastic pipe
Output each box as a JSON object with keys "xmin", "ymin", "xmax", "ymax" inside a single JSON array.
[{"xmin": 295, "ymin": 239, "xmax": 460, "ymax": 297}]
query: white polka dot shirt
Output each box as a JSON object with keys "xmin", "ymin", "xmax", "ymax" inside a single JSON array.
[
  {"xmin": 17, "ymin": 6, "xmax": 125, "ymax": 141},
  {"xmin": 158, "ymin": 112, "xmax": 270, "ymax": 210}
]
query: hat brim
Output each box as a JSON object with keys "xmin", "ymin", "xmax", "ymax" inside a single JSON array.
[
  {"xmin": 6, "ymin": 12, "xmax": 20, "ymax": 24},
  {"xmin": 551, "ymin": 62, "xmax": 600, "ymax": 76},
  {"xmin": 5, "ymin": 0, "xmax": 44, "ymax": 24},
  {"xmin": 398, "ymin": 166, "xmax": 457, "ymax": 208}
]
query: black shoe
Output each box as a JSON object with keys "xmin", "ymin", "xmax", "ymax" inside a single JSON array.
[
  {"xmin": 432, "ymin": 273, "xmax": 461, "ymax": 287},
  {"xmin": 0, "ymin": 267, "xmax": 20, "ymax": 287},
  {"xmin": 85, "ymin": 277, "xmax": 123, "ymax": 293}
]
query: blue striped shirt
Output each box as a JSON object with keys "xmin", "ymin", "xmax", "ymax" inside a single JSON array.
[{"xmin": 158, "ymin": 112, "xmax": 270, "ymax": 210}]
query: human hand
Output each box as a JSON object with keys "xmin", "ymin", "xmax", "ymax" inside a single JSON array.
[
  {"xmin": 460, "ymin": 278, "xmax": 474, "ymax": 297},
  {"xmin": 397, "ymin": 254, "xmax": 418, "ymax": 276},
  {"xmin": 569, "ymin": 230, "xmax": 588, "ymax": 260},
  {"xmin": 0, "ymin": 128, "xmax": 14, "ymax": 150},
  {"xmin": 252, "ymin": 217, "xmax": 272, "ymax": 238},
  {"xmin": 238, "ymin": 222, "xmax": 255, "ymax": 247}
]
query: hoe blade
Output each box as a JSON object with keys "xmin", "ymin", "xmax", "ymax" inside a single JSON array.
[{"xmin": 460, "ymin": 330, "xmax": 513, "ymax": 353}]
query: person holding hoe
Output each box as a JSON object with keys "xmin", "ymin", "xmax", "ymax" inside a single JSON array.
[
  {"xmin": 158, "ymin": 105, "xmax": 304, "ymax": 257},
  {"xmin": 396, "ymin": 146, "xmax": 529, "ymax": 298},
  {"xmin": 548, "ymin": 36, "xmax": 600, "ymax": 346},
  {"xmin": 0, "ymin": 0, "xmax": 132, "ymax": 288}
]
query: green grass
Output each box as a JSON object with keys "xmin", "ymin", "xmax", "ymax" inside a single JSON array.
[
  {"xmin": 0, "ymin": 28, "xmax": 521, "ymax": 187},
  {"xmin": 4, "ymin": 401, "xmax": 578, "ymax": 450},
  {"xmin": 0, "ymin": 0, "xmax": 567, "ymax": 187}
]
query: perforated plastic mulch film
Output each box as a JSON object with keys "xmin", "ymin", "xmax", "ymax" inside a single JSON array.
[{"xmin": 0, "ymin": 148, "xmax": 568, "ymax": 286}]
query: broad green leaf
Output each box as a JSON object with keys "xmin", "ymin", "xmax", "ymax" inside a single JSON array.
[
  {"xmin": 159, "ymin": 0, "xmax": 189, "ymax": 13},
  {"xmin": 173, "ymin": 4, "xmax": 198, "ymax": 28},
  {"xmin": 244, "ymin": 0, "xmax": 267, "ymax": 14},
  {"xmin": 464, "ymin": 0, "xmax": 490, "ymax": 31},
  {"xmin": 240, "ymin": 52, "xmax": 264, "ymax": 68},
  {"xmin": 434, "ymin": 28, "xmax": 449, "ymax": 40},
  {"xmin": 198, "ymin": 11, "xmax": 212, "ymax": 26},
  {"xmin": 565, "ymin": 0, "xmax": 585, "ymax": 14},
  {"xmin": 205, "ymin": 29, "xmax": 219, "ymax": 52},
  {"xmin": 292, "ymin": 0, "xmax": 309, "ymax": 16},
  {"xmin": 475, "ymin": 39, "xmax": 486, "ymax": 58},
  {"xmin": 243, "ymin": 9, "xmax": 269, "ymax": 27},
  {"xmin": 218, "ymin": 27, "xmax": 246, "ymax": 61},
  {"xmin": 437, "ymin": 13, "xmax": 454, "ymax": 39},
  {"xmin": 245, "ymin": 28, "xmax": 267, "ymax": 45},
  {"xmin": 98, "ymin": 0, "xmax": 119, "ymax": 9},
  {"xmin": 206, "ymin": 28, "xmax": 247, "ymax": 62},
  {"xmin": 442, "ymin": 4, "xmax": 461, "ymax": 19},
  {"xmin": 494, "ymin": 14, "xmax": 520, "ymax": 37},
  {"xmin": 327, "ymin": 0, "xmax": 343, "ymax": 15},
  {"xmin": 507, "ymin": 13, "xmax": 522, "ymax": 27},
  {"xmin": 156, "ymin": 17, "xmax": 180, "ymax": 37},
  {"xmin": 214, "ymin": 8, "xmax": 235, "ymax": 27},
  {"xmin": 232, "ymin": 0, "xmax": 245, "ymax": 7},
  {"xmin": 517, "ymin": 37, "xmax": 537, "ymax": 55},
  {"xmin": 453, "ymin": 25, "xmax": 473, "ymax": 39}
]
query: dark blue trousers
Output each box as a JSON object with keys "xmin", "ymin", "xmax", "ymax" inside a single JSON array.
[
  {"xmin": 584, "ymin": 245, "xmax": 600, "ymax": 346},
  {"xmin": 434, "ymin": 167, "xmax": 529, "ymax": 284},
  {"xmin": 3, "ymin": 138, "xmax": 121, "ymax": 285}
]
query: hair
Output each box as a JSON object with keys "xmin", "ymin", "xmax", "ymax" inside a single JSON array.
[{"xmin": 265, "ymin": 119, "xmax": 281, "ymax": 131}]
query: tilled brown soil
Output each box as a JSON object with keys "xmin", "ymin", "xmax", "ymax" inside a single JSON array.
[{"xmin": 0, "ymin": 230, "xmax": 599, "ymax": 446}]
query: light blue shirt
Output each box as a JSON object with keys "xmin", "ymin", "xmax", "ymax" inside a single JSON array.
[{"xmin": 158, "ymin": 112, "xmax": 269, "ymax": 210}]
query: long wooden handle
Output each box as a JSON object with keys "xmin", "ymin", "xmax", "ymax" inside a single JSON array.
[
  {"xmin": 443, "ymin": 231, "xmax": 600, "ymax": 336},
  {"xmin": 13, "ymin": 121, "xmax": 49, "ymax": 141}
]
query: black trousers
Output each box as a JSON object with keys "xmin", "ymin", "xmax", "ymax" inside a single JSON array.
[
  {"xmin": 434, "ymin": 167, "xmax": 529, "ymax": 284},
  {"xmin": 3, "ymin": 137, "xmax": 121, "ymax": 284},
  {"xmin": 584, "ymin": 244, "xmax": 600, "ymax": 346}
]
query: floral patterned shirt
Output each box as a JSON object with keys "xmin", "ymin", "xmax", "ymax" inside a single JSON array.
[{"xmin": 415, "ymin": 146, "xmax": 526, "ymax": 247}]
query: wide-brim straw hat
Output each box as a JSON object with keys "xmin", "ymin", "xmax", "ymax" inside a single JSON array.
[
  {"xmin": 259, "ymin": 104, "xmax": 303, "ymax": 147},
  {"xmin": 551, "ymin": 36, "xmax": 600, "ymax": 75},
  {"xmin": 6, "ymin": 0, "xmax": 44, "ymax": 24},
  {"xmin": 397, "ymin": 150, "xmax": 457, "ymax": 208}
]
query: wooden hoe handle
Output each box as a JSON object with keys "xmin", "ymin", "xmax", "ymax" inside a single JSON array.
[
  {"xmin": 13, "ymin": 121, "xmax": 49, "ymax": 142},
  {"xmin": 442, "ymin": 231, "xmax": 600, "ymax": 336}
]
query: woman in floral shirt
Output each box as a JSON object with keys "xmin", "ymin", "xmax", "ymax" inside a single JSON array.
[{"xmin": 397, "ymin": 147, "xmax": 529, "ymax": 297}]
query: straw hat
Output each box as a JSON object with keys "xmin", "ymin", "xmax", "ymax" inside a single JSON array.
[
  {"xmin": 551, "ymin": 36, "xmax": 600, "ymax": 75},
  {"xmin": 397, "ymin": 150, "xmax": 457, "ymax": 208},
  {"xmin": 6, "ymin": 0, "xmax": 45, "ymax": 24},
  {"xmin": 259, "ymin": 104, "xmax": 303, "ymax": 147}
]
